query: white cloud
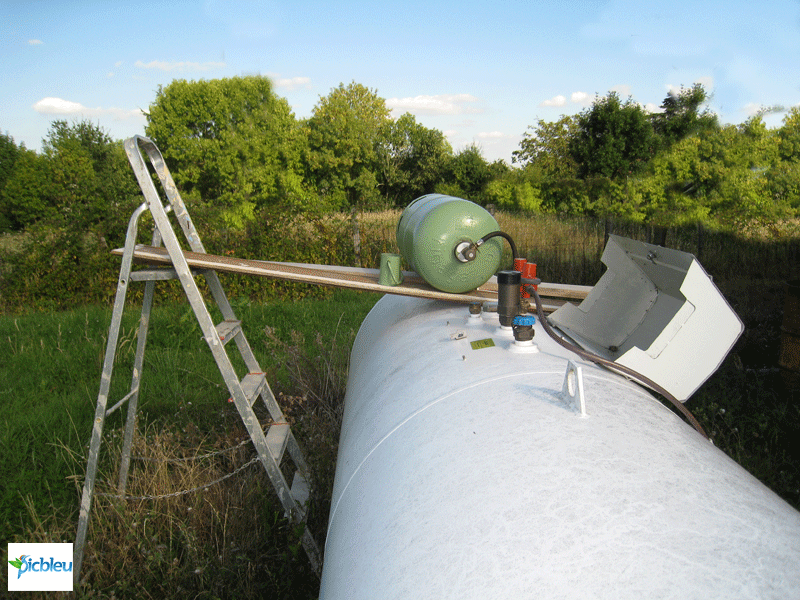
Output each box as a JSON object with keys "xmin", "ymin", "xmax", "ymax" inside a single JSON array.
[
  {"xmin": 644, "ymin": 102, "xmax": 664, "ymax": 114},
  {"xmin": 28, "ymin": 39, "xmax": 43, "ymax": 45},
  {"xmin": 571, "ymin": 91, "xmax": 593, "ymax": 106},
  {"xmin": 267, "ymin": 74, "xmax": 312, "ymax": 91},
  {"xmin": 33, "ymin": 97, "xmax": 144, "ymax": 121},
  {"xmin": 741, "ymin": 102, "xmax": 786, "ymax": 118},
  {"xmin": 134, "ymin": 60, "xmax": 226, "ymax": 72},
  {"xmin": 34, "ymin": 97, "xmax": 86, "ymax": 114},
  {"xmin": 742, "ymin": 103, "xmax": 763, "ymax": 117},
  {"xmin": 477, "ymin": 131, "xmax": 512, "ymax": 139},
  {"xmin": 540, "ymin": 95, "xmax": 567, "ymax": 108},
  {"xmin": 610, "ymin": 84, "xmax": 631, "ymax": 98},
  {"xmin": 386, "ymin": 94, "xmax": 482, "ymax": 116},
  {"xmin": 665, "ymin": 84, "xmax": 683, "ymax": 97},
  {"xmin": 540, "ymin": 92, "xmax": 600, "ymax": 108}
]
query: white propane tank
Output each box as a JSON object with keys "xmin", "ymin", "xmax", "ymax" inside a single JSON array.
[{"xmin": 319, "ymin": 293, "xmax": 800, "ymax": 599}]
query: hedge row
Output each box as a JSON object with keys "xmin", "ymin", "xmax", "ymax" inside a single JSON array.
[{"xmin": 0, "ymin": 206, "xmax": 399, "ymax": 313}]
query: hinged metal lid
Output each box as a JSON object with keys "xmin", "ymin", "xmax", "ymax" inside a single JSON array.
[{"xmin": 548, "ymin": 235, "xmax": 743, "ymax": 402}]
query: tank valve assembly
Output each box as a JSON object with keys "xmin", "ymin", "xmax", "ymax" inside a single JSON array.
[
  {"xmin": 455, "ymin": 241, "xmax": 478, "ymax": 263},
  {"xmin": 514, "ymin": 258, "xmax": 539, "ymax": 297},
  {"xmin": 512, "ymin": 315, "xmax": 536, "ymax": 342},
  {"xmin": 497, "ymin": 270, "xmax": 522, "ymax": 327},
  {"xmin": 468, "ymin": 302, "xmax": 483, "ymax": 321},
  {"xmin": 454, "ymin": 231, "xmax": 520, "ymax": 266}
]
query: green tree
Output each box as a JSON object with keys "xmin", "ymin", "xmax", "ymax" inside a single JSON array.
[
  {"xmin": 513, "ymin": 115, "xmax": 587, "ymax": 213},
  {"xmin": 145, "ymin": 76, "xmax": 309, "ymax": 224},
  {"xmin": 305, "ymin": 82, "xmax": 391, "ymax": 209},
  {"xmin": 0, "ymin": 132, "xmax": 22, "ymax": 231},
  {"xmin": 436, "ymin": 144, "xmax": 493, "ymax": 202},
  {"xmin": 484, "ymin": 169, "xmax": 542, "ymax": 212},
  {"xmin": 715, "ymin": 116, "xmax": 784, "ymax": 225},
  {"xmin": 651, "ymin": 83, "xmax": 718, "ymax": 150},
  {"xmin": 768, "ymin": 106, "xmax": 800, "ymax": 210},
  {"xmin": 513, "ymin": 115, "xmax": 578, "ymax": 174},
  {"xmin": 0, "ymin": 120, "xmax": 137, "ymax": 233},
  {"xmin": 0, "ymin": 147, "xmax": 53, "ymax": 231},
  {"xmin": 766, "ymin": 160, "xmax": 800, "ymax": 211},
  {"xmin": 43, "ymin": 120, "xmax": 117, "ymax": 226},
  {"xmin": 570, "ymin": 91, "xmax": 656, "ymax": 181},
  {"xmin": 632, "ymin": 135, "xmax": 710, "ymax": 227},
  {"xmin": 0, "ymin": 132, "xmax": 20, "ymax": 193},
  {"xmin": 777, "ymin": 106, "xmax": 800, "ymax": 161},
  {"xmin": 377, "ymin": 113, "xmax": 452, "ymax": 205},
  {"xmin": 634, "ymin": 116, "xmax": 791, "ymax": 228}
]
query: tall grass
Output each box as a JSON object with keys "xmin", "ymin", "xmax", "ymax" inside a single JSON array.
[
  {"xmin": 0, "ymin": 289, "xmax": 378, "ymax": 598},
  {"xmin": 46, "ymin": 422, "xmax": 319, "ymax": 599},
  {"xmin": 4, "ymin": 206, "xmax": 799, "ymax": 312},
  {"xmin": 351, "ymin": 208, "xmax": 800, "ymax": 285}
]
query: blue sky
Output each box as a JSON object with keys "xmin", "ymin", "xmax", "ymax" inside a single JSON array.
[{"xmin": 2, "ymin": 0, "xmax": 799, "ymax": 163}]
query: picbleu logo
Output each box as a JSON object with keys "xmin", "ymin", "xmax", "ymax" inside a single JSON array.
[
  {"xmin": 7, "ymin": 543, "xmax": 73, "ymax": 592},
  {"xmin": 9, "ymin": 554, "xmax": 73, "ymax": 578}
]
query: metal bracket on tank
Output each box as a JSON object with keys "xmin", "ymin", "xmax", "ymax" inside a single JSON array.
[{"xmin": 561, "ymin": 360, "xmax": 587, "ymax": 417}]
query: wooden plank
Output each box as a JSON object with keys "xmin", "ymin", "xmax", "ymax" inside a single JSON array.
[{"xmin": 114, "ymin": 245, "xmax": 591, "ymax": 311}]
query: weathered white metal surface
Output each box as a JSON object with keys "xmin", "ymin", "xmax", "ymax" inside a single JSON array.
[
  {"xmin": 320, "ymin": 293, "xmax": 800, "ymax": 600},
  {"xmin": 549, "ymin": 235, "xmax": 744, "ymax": 401}
]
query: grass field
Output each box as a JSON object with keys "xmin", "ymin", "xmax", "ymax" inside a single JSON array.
[{"xmin": 0, "ymin": 288, "xmax": 379, "ymax": 598}]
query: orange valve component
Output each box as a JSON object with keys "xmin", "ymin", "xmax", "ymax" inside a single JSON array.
[{"xmin": 514, "ymin": 258, "xmax": 538, "ymax": 298}]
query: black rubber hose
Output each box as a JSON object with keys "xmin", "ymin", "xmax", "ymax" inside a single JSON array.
[
  {"xmin": 526, "ymin": 284, "xmax": 710, "ymax": 440},
  {"xmin": 476, "ymin": 231, "xmax": 520, "ymax": 263}
]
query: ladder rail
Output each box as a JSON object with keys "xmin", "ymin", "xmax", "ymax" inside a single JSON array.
[
  {"xmin": 128, "ymin": 137, "xmax": 279, "ymax": 359},
  {"xmin": 125, "ymin": 138, "xmax": 231, "ymax": 371},
  {"xmin": 116, "ymin": 277, "xmax": 155, "ymax": 495},
  {"xmin": 74, "ymin": 200, "xmax": 151, "ymax": 584},
  {"xmin": 127, "ymin": 137, "xmax": 239, "ymax": 324},
  {"xmin": 124, "ymin": 138, "xmax": 279, "ymax": 427},
  {"xmin": 117, "ymin": 218, "xmax": 165, "ymax": 497},
  {"xmin": 125, "ymin": 136, "xmax": 287, "ymax": 422},
  {"xmin": 124, "ymin": 136, "xmax": 286, "ymax": 429},
  {"xmin": 128, "ymin": 136, "xmax": 207, "ymax": 255}
]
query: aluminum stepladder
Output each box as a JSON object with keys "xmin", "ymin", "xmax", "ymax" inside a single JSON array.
[{"xmin": 73, "ymin": 135, "xmax": 321, "ymax": 587}]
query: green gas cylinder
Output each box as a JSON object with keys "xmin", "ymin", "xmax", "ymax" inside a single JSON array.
[{"xmin": 396, "ymin": 194, "xmax": 503, "ymax": 294}]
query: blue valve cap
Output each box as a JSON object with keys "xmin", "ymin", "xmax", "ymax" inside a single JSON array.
[{"xmin": 513, "ymin": 315, "xmax": 536, "ymax": 327}]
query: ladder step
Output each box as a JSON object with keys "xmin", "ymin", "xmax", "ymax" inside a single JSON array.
[
  {"xmin": 129, "ymin": 267, "xmax": 211, "ymax": 282},
  {"xmin": 130, "ymin": 268, "xmax": 180, "ymax": 281},
  {"xmin": 105, "ymin": 386, "xmax": 139, "ymax": 417},
  {"xmin": 290, "ymin": 471, "xmax": 310, "ymax": 514},
  {"xmin": 266, "ymin": 422, "xmax": 291, "ymax": 463},
  {"xmin": 239, "ymin": 373, "xmax": 266, "ymax": 406},
  {"xmin": 216, "ymin": 320, "xmax": 242, "ymax": 344}
]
